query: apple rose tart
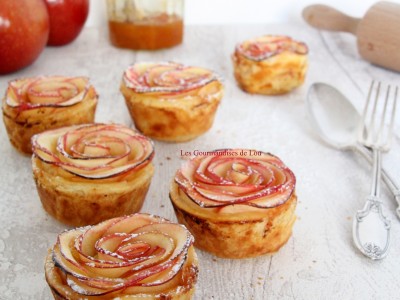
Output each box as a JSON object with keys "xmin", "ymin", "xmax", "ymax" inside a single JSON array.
[
  {"xmin": 170, "ymin": 149, "xmax": 297, "ymax": 258},
  {"xmin": 32, "ymin": 123, "xmax": 155, "ymax": 227},
  {"xmin": 45, "ymin": 213, "xmax": 199, "ymax": 300},
  {"xmin": 120, "ymin": 62, "xmax": 224, "ymax": 142},
  {"xmin": 2, "ymin": 76, "xmax": 98, "ymax": 154},
  {"xmin": 232, "ymin": 35, "xmax": 308, "ymax": 95}
]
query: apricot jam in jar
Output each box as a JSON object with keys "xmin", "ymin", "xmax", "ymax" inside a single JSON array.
[{"xmin": 106, "ymin": 0, "xmax": 184, "ymax": 50}]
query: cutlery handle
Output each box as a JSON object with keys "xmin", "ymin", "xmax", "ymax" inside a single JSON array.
[
  {"xmin": 353, "ymin": 147, "xmax": 391, "ymax": 260},
  {"xmin": 353, "ymin": 196, "xmax": 391, "ymax": 260},
  {"xmin": 355, "ymin": 144, "xmax": 400, "ymax": 218},
  {"xmin": 302, "ymin": 4, "xmax": 360, "ymax": 35}
]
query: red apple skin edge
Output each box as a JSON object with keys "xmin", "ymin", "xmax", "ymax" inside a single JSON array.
[
  {"xmin": 0, "ymin": 0, "xmax": 49, "ymax": 75},
  {"xmin": 45, "ymin": 0, "xmax": 89, "ymax": 46}
]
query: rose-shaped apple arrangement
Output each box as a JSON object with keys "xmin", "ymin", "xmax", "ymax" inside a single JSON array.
[
  {"xmin": 175, "ymin": 149, "xmax": 296, "ymax": 210},
  {"xmin": 2, "ymin": 76, "xmax": 98, "ymax": 154},
  {"xmin": 123, "ymin": 62, "xmax": 219, "ymax": 94},
  {"xmin": 170, "ymin": 149, "xmax": 297, "ymax": 258},
  {"xmin": 121, "ymin": 62, "xmax": 224, "ymax": 142},
  {"xmin": 45, "ymin": 213, "xmax": 199, "ymax": 299},
  {"xmin": 32, "ymin": 123, "xmax": 155, "ymax": 226},
  {"xmin": 235, "ymin": 35, "xmax": 308, "ymax": 61},
  {"xmin": 32, "ymin": 123, "xmax": 154, "ymax": 179}
]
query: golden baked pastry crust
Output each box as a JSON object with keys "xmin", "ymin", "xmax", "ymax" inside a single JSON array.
[
  {"xmin": 171, "ymin": 184, "xmax": 296, "ymax": 258},
  {"xmin": 232, "ymin": 35, "xmax": 308, "ymax": 95},
  {"xmin": 120, "ymin": 62, "xmax": 224, "ymax": 142},
  {"xmin": 33, "ymin": 157, "xmax": 154, "ymax": 227},
  {"xmin": 169, "ymin": 149, "xmax": 297, "ymax": 258},
  {"xmin": 2, "ymin": 76, "xmax": 97, "ymax": 154},
  {"xmin": 44, "ymin": 214, "xmax": 198, "ymax": 300},
  {"xmin": 32, "ymin": 124, "xmax": 155, "ymax": 226}
]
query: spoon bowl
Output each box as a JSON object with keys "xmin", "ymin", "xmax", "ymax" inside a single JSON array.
[{"xmin": 306, "ymin": 82, "xmax": 360, "ymax": 150}]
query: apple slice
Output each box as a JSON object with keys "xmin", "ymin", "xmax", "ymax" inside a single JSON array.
[{"xmin": 66, "ymin": 274, "xmax": 123, "ymax": 296}]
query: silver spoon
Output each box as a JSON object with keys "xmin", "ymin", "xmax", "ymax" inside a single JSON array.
[{"xmin": 306, "ymin": 82, "xmax": 400, "ymax": 220}]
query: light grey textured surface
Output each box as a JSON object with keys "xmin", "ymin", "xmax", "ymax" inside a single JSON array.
[{"xmin": 1, "ymin": 25, "xmax": 400, "ymax": 300}]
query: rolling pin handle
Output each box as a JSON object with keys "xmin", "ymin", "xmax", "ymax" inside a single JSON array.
[{"xmin": 302, "ymin": 4, "xmax": 360, "ymax": 35}]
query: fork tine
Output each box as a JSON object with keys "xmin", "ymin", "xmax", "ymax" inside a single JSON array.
[
  {"xmin": 387, "ymin": 85, "xmax": 398, "ymax": 148},
  {"xmin": 378, "ymin": 85, "xmax": 390, "ymax": 145},
  {"xmin": 370, "ymin": 81, "xmax": 381, "ymax": 144},
  {"xmin": 360, "ymin": 81, "xmax": 373, "ymax": 142},
  {"xmin": 360, "ymin": 81, "xmax": 379, "ymax": 144},
  {"xmin": 359, "ymin": 81, "xmax": 398, "ymax": 150}
]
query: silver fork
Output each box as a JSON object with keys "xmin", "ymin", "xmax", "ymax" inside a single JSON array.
[{"xmin": 353, "ymin": 81, "xmax": 398, "ymax": 260}]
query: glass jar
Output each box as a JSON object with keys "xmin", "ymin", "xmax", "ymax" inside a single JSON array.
[{"xmin": 106, "ymin": 0, "xmax": 184, "ymax": 50}]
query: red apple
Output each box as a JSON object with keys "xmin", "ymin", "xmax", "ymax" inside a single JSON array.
[
  {"xmin": 44, "ymin": 0, "xmax": 89, "ymax": 46},
  {"xmin": 0, "ymin": 0, "xmax": 49, "ymax": 74}
]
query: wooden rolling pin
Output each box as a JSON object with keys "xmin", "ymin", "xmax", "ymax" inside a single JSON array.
[{"xmin": 303, "ymin": 1, "xmax": 400, "ymax": 72}]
